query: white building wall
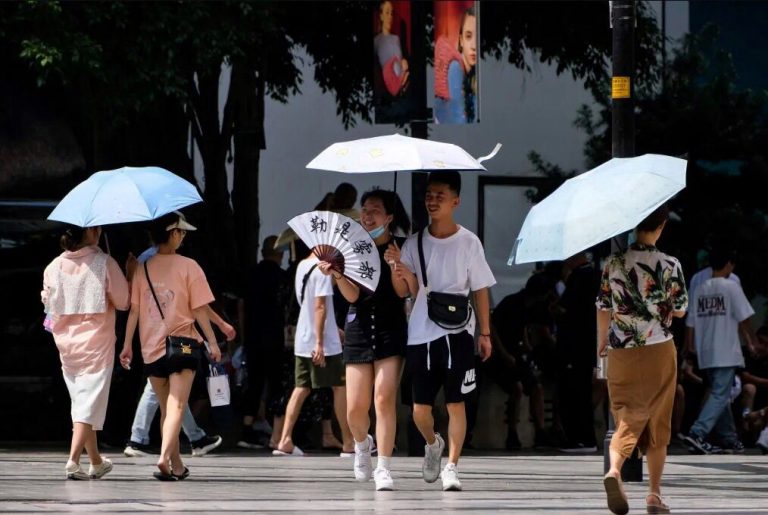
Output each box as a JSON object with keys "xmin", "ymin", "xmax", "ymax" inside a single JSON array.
[{"xmin": 195, "ymin": 3, "xmax": 689, "ymax": 305}]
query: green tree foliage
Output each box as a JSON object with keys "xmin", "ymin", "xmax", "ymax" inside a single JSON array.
[{"xmin": 576, "ymin": 24, "xmax": 768, "ymax": 298}]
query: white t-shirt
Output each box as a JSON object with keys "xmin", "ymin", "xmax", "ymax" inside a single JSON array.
[
  {"xmin": 294, "ymin": 257, "xmax": 341, "ymax": 358},
  {"xmin": 400, "ymin": 226, "xmax": 496, "ymax": 345},
  {"xmin": 685, "ymin": 277, "xmax": 753, "ymax": 369},
  {"xmin": 686, "ymin": 267, "xmax": 740, "ymax": 325}
]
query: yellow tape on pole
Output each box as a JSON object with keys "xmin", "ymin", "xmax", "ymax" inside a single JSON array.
[{"xmin": 612, "ymin": 76, "xmax": 631, "ymax": 99}]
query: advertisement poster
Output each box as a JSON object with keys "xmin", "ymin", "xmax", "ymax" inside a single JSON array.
[
  {"xmin": 373, "ymin": 0, "xmax": 418, "ymax": 124},
  {"xmin": 433, "ymin": 1, "xmax": 479, "ymax": 124}
]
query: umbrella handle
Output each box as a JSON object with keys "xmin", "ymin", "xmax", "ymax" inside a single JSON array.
[{"xmin": 477, "ymin": 143, "xmax": 502, "ymax": 164}]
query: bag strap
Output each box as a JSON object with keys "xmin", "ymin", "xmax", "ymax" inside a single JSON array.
[
  {"xmin": 144, "ymin": 261, "xmax": 165, "ymax": 320},
  {"xmin": 300, "ymin": 263, "xmax": 320, "ymax": 305},
  {"xmin": 417, "ymin": 228, "xmax": 429, "ymax": 291}
]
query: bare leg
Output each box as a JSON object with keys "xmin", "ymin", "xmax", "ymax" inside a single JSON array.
[
  {"xmin": 271, "ymin": 416, "xmax": 285, "ymax": 448},
  {"xmin": 160, "ymin": 370, "xmax": 195, "ymax": 475},
  {"xmin": 413, "ymin": 403, "xmax": 436, "ymax": 445},
  {"xmin": 672, "ymin": 384, "xmax": 685, "ymax": 436},
  {"xmin": 346, "ymin": 364, "xmax": 374, "ymax": 443},
  {"xmin": 149, "ymin": 376, "xmax": 172, "ymax": 474},
  {"xmin": 83, "ymin": 427, "xmax": 102, "ymax": 466},
  {"xmin": 373, "ymin": 357, "xmax": 402, "ymax": 458},
  {"xmin": 607, "ymin": 448, "xmax": 628, "ymax": 479},
  {"xmin": 277, "ymin": 387, "xmax": 311, "ymax": 453},
  {"xmin": 445, "ymin": 402, "xmax": 467, "ymax": 465},
  {"xmin": 530, "ymin": 383, "xmax": 546, "ymax": 430},
  {"xmin": 69, "ymin": 423, "xmax": 94, "ymax": 465},
  {"xmin": 645, "ymin": 444, "xmax": 668, "ymax": 506},
  {"xmin": 333, "ymin": 386, "xmax": 354, "ymax": 452}
]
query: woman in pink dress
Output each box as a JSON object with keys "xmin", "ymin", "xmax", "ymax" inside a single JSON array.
[{"xmin": 42, "ymin": 225, "xmax": 134, "ymax": 480}]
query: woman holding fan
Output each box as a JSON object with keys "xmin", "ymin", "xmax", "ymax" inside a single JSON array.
[{"xmin": 319, "ymin": 189, "xmax": 411, "ymax": 491}]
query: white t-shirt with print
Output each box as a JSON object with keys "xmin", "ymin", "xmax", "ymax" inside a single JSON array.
[
  {"xmin": 400, "ymin": 226, "xmax": 496, "ymax": 345},
  {"xmin": 686, "ymin": 277, "xmax": 753, "ymax": 369},
  {"xmin": 294, "ymin": 256, "xmax": 342, "ymax": 358}
]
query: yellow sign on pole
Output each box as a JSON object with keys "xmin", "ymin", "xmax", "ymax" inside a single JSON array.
[{"xmin": 612, "ymin": 76, "xmax": 631, "ymax": 99}]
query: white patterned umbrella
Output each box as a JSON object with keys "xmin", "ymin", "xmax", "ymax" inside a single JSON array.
[
  {"xmin": 509, "ymin": 154, "xmax": 687, "ymax": 265},
  {"xmin": 288, "ymin": 210, "xmax": 380, "ymax": 292},
  {"xmin": 306, "ymin": 133, "xmax": 500, "ymax": 174}
]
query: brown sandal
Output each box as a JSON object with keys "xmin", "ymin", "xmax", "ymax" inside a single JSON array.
[
  {"xmin": 646, "ymin": 493, "xmax": 670, "ymax": 514},
  {"xmin": 603, "ymin": 474, "xmax": 629, "ymax": 515}
]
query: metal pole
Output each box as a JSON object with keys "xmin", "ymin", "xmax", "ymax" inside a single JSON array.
[
  {"xmin": 409, "ymin": 0, "xmax": 429, "ymax": 233},
  {"xmin": 605, "ymin": 0, "xmax": 643, "ymax": 483}
]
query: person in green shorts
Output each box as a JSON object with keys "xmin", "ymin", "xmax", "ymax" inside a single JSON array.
[{"xmin": 273, "ymin": 253, "xmax": 353, "ymax": 456}]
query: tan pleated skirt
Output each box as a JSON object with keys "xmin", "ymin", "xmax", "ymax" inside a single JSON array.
[{"xmin": 607, "ymin": 340, "xmax": 677, "ymax": 457}]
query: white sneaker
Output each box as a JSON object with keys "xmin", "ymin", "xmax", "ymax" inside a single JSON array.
[
  {"xmin": 374, "ymin": 467, "xmax": 394, "ymax": 491},
  {"xmin": 441, "ymin": 463, "xmax": 462, "ymax": 491},
  {"xmin": 757, "ymin": 427, "xmax": 768, "ymax": 454},
  {"xmin": 422, "ymin": 433, "xmax": 445, "ymax": 483},
  {"xmin": 65, "ymin": 460, "xmax": 89, "ymax": 480},
  {"xmin": 353, "ymin": 435, "xmax": 373, "ymax": 481},
  {"xmin": 89, "ymin": 458, "xmax": 113, "ymax": 479}
]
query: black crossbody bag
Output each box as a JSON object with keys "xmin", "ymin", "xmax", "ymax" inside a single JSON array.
[
  {"xmin": 417, "ymin": 229, "xmax": 472, "ymax": 329},
  {"xmin": 144, "ymin": 262, "xmax": 202, "ymax": 364}
]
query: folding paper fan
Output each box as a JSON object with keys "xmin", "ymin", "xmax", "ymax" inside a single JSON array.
[{"xmin": 287, "ymin": 210, "xmax": 380, "ymax": 292}]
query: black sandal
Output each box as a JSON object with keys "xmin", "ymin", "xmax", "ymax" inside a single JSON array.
[
  {"xmin": 153, "ymin": 470, "xmax": 179, "ymax": 481},
  {"xmin": 172, "ymin": 467, "xmax": 190, "ymax": 480}
]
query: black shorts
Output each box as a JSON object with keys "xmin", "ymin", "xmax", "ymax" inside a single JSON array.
[
  {"xmin": 145, "ymin": 354, "xmax": 199, "ymax": 379},
  {"xmin": 343, "ymin": 313, "xmax": 407, "ymax": 364},
  {"xmin": 407, "ymin": 331, "xmax": 476, "ymax": 405}
]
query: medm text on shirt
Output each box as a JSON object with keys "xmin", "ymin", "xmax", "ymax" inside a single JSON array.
[{"xmin": 697, "ymin": 294, "xmax": 726, "ymax": 317}]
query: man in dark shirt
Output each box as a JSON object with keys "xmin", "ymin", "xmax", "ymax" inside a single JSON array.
[
  {"xmin": 239, "ymin": 236, "xmax": 289, "ymax": 448},
  {"xmin": 557, "ymin": 252, "xmax": 601, "ymax": 452}
]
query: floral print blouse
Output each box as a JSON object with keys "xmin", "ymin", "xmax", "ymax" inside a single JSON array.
[{"xmin": 596, "ymin": 243, "xmax": 688, "ymax": 349}]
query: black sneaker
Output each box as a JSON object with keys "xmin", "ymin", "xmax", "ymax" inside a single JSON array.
[
  {"xmin": 124, "ymin": 440, "xmax": 154, "ymax": 457},
  {"xmin": 506, "ymin": 430, "xmax": 522, "ymax": 451},
  {"xmin": 237, "ymin": 427, "xmax": 268, "ymax": 450},
  {"xmin": 191, "ymin": 435, "xmax": 223, "ymax": 456},
  {"xmin": 723, "ymin": 440, "xmax": 745, "ymax": 454},
  {"xmin": 683, "ymin": 434, "xmax": 719, "ymax": 455}
]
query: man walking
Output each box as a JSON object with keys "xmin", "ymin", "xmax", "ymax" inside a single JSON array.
[{"xmin": 684, "ymin": 247, "xmax": 756, "ymax": 454}]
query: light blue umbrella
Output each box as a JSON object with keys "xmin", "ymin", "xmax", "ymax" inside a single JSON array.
[
  {"xmin": 509, "ymin": 154, "xmax": 687, "ymax": 265},
  {"xmin": 48, "ymin": 166, "xmax": 202, "ymax": 227}
]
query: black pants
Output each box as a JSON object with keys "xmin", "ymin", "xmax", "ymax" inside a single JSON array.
[
  {"xmin": 243, "ymin": 340, "xmax": 283, "ymax": 419},
  {"xmin": 558, "ymin": 364, "xmax": 597, "ymax": 446}
]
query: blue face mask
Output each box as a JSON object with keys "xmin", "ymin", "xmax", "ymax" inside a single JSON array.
[{"xmin": 368, "ymin": 225, "xmax": 386, "ymax": 239}]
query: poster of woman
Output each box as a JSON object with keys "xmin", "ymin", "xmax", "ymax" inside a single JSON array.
[
  {"xmin": 433, "ymin": 1, "xmax": 479, "ymax": 124},
  {"xmin": 373, "ymin": 0, "xmax": 418, "ymax": 124}
]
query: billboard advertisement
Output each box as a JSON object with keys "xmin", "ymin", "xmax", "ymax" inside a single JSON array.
[
  {"xmin": 433, "ymin": 1, "xmax": 479, "ymax": 124},
  {"xmin": 373, "ymin": 0, "xmax": 419, "ymax": 124}
]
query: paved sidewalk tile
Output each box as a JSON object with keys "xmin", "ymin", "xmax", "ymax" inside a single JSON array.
[{"xmin": 0, "ymin": 451, "xmax": 767, "ymax": 513}]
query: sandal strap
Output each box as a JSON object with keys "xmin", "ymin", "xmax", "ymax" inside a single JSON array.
[{"xmin": 647, "ymin": 493, "xmax": 668, "ymax": 505}]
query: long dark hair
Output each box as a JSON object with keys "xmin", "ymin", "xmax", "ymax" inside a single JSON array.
[
  {"xmin": 360, "ymin": 188, "xmax": 411, "ymax": 236},
  {"xmin": 458, "ymin": 6, "xmax": 477, "ymax": 122}
]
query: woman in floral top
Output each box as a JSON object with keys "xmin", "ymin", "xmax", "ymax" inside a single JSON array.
[{"xmin": 596, "ymin": 203, "xmax": 688, "ymax": 515}]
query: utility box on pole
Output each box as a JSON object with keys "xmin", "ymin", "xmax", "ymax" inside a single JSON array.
[{"xmin": 604, "ymin": 0, "xmax": 643, "ymax": 483}]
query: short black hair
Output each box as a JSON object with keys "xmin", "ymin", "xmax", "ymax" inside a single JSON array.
[
  {"xmin": 427, "ymin": 171, "xmax": 461, "ymax": 196},
  {"xmin": 636, "ymin": 203, "xmax": 669, "ymax": 233},
  {"xmin": 709, "ymin": 245, "xmax": 736, "ymax": 271},
  {"xmin": 333, "ymin": 182, "xmax": 357, "ymax": 209},
  {"xmin": 149, "ymin": 212, "xmax": 180, "ymax": 245}
]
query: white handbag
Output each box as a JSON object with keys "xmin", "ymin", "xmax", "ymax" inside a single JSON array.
[{"xmin": 207, "ymin": 364, "xmax": 231, "ymax": 407}]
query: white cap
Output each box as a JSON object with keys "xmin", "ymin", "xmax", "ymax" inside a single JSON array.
[{"xmin": 165, "ymin": 211, "xmax": 197, "ymax": 231}]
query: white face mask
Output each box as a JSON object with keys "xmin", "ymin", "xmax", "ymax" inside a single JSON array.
[{"xmin": 368, "ymin": 225, "xmax": 386, "ymax": 239}]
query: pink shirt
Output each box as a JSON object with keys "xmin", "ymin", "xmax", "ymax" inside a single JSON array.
[
  {"xmin": 42, "ymin": 246, "xmax": 131, "ymax": 376},
  {"xmin": 131, "ymin": 253, "xmax": 214, "ymax": 364}
]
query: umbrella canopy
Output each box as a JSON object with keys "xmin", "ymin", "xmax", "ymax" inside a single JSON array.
[
  {"xmin": 288, "ymin": 210, "xmax": 381, "ymax": 293},
  {"xmin": 509, "ymin": 154, "xmax": 687, "ymax": 265},
  {"xmin": 306, "ymin": 133, "xmax": 500, "ymax": 174},
  {"xmin": 48, "ymin": 166, "xmax": 202, "ymax": 227}
]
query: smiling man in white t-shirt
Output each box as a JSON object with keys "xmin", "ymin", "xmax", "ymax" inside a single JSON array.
[
  {"xmin": 385, "ymin": 171, "xmax": 495, "ymax": 491},
  {"xmin": 684, "ymin": 247, "xmax": 756, "ymax": 454}
]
